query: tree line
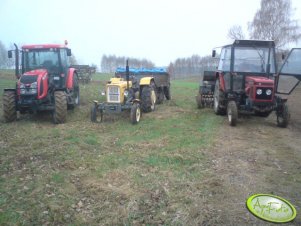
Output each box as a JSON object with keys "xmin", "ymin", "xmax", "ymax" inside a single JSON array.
[
  {"xmin": 167, "ymin": 55, "xmax": 218, "ymax": 79},
  {"xmin": 100, "ymin": 55, "xmax": 155, "ymax": 73}
]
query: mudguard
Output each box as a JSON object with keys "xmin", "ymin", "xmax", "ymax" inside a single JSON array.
[
  {"xmin": 139, "ymin": 77, "xmax": 154, "ymax": 86},
  {"xmin": 66, "ymin": 68, "xmax": 77, "ymax": 89}
]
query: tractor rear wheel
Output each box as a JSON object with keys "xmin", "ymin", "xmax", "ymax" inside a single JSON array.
[
  {"xmin": 214, "ymin": 79, "xmax": 226, "ymax": 115},
  {"xmin": 53, "ymin": 91, "xmax": 67, "ymax": 124},
  {"xmin": 91, "ymin": 105, "xmax": 103, "ymax": 123},
  {"xmin": 227, "ymin": 101, "xmax": 238, "ymax": 126},
  {"xmin": 141, "ymin": 84, "xmax": 156, "ymax": 112},
  {"xmin": 277, "ymin": 103, "xmax": 290, "ymax": 128},
  {"xmin": 130, "ymin": 102, "xmax": 141, "ymax": 124},
  {"xmin": 3, "ymin": 91, "xmax": 17, "ymax": 122}
]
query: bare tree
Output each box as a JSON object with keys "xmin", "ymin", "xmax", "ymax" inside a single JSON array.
[
  {"xmin": 248, "ymin": 0, "xmax": 301, "ymax": 48},
  {"xmin": 0, "ymin": 41, "xmax": 7, "ymax": 69},
  {"xmin": 227, "ymin": 25, "xmax": 245, "ymax": 40},
  {"xmin": 69, "ymin": 54, "xmax": 78, "ymax": 65}
]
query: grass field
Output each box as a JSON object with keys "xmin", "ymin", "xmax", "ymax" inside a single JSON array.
[{"xmin": 0, "ymin": 71, "xmax": 225, "ymax": 225}]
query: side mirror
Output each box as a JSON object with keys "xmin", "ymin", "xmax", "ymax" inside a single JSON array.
[
  {"xmin": 8, "ymin": 50, "xmax": 13, "ymax": 58},
  {"xmin": 281, "ymin": 53, "xmax": 285, "ymax": 60},
  {"xmin": 212, "ymin": 50, "xmax": 216, "ymax": 58},
  {"xmin": 67, "ymin": 48, "xmax": 72, "ymax": 56}
]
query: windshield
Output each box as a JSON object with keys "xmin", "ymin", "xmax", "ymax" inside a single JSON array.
[
  {"xmin": 233, "ymin": 46, "xmax": 276, "ymax": 73},
  {"xmin": 23, "ymin": 48, "xmax": 60, "ymax": 72}
]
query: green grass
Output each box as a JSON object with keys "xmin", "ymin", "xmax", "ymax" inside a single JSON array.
[{"xmin": 0, "ymin": 70, "xmax": 224, "ymax": 225}]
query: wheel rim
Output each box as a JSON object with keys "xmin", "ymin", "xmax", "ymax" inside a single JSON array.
[
  {"xmin": 150, "ymin": 90, "xmax": 156, "ymax": 110},
  {"xmin": 228, "ymin": 109, "xmax": 232, "ymax": 122},
  {"xmin": 136, "ymin": 107, "xmax": 141, "ymax": 122}
]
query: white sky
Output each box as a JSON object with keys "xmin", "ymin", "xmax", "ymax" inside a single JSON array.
[{"xmin": 1, "ymin": 0, "xmax": 301, "ymax": 66}]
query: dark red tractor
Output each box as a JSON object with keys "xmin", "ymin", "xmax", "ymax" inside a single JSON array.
[
  {"xmin": 211, "ymin": 39, "xmax": 297, "ymax": 127},
  {"xmin": 3, "ymin": 42, "xmax": 80, "ymax": 123}
]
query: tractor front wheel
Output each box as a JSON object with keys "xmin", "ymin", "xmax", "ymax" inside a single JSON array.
[
  {"xmin": 227, "ymin": 101, "xmax": 238, "ymax": 126},
  {"xmin": 130, "ymin": 102, "xmax": 141, "ymax": 124},
  {"xmin": 91, "ymin": 105, "xmax": 103, "ymax": 123},
  {"xmin": 3, "ymin": 91, "xmax": 17, "ymax": 122},
  {"xmin": 141, "ymin": 84, "xmax": 156, "ymax": 112},
  {"xmin": 277, "ymin": 103, "xmax": 290, "ymax": 128},
  {"xmin": 53, "ymin": 91, "xmax": 67, "ymax": 124}
]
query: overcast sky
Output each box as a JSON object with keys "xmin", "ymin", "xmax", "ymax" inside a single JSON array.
[{"xmin": 1, "ymin": 0, "xmax": 301, "ymax": 67}]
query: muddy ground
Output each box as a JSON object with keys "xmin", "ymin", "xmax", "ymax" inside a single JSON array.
[{"xmin": 204, "ymin": 86, "xmax": 301, "ymax": 225}]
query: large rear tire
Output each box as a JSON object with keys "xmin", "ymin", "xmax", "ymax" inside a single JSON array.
[
  {"xmin": 214, "ymin": 79, "xmax": 226, "ymax": 115},
  {"xmin": 277, "ymin": 103, "xmax": 290, "ymax": 128},
  {"xmin": 53, "ymin": 91, "xmax": 67, "ymax": 124},
  {"xmin": 3, "ymin": 91, "xmax": 17, "ymax": 122},
  {"xmin": 227, "ymin": 101, "xmax": 238, "ymax": 126},
  {"xmin": 141, "ymin": 84, "xmax": 156, "ymax": 113},
  {"xmin": 130, "ymin": 102, "xmax": 141, "ymax": 124}
]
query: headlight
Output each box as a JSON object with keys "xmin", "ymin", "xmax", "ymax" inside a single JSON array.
[
  {"xmin": 256, "ymin": 89, "xmax": 262, "ymax": 95},
  {"xmin": 266, "ymin": 89, "xmax": 272, "ymax": 95},
  {"xmin": 124, "ymin": 90, "xmax": 129, "ymax": 97},
  {"xmin": 30, "ymin": 82, "xmax": 37, "ymax": 94},
  {"xmin": 20, "ymin": 83, "xmax": 26, "ymax": 94}
]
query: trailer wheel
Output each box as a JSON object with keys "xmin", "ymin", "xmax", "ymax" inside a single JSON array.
[
  {"xmin": 227, "ymin": 101, "xmax": 238, "ymax": 126},
  {"xmin": 157, "ymin": 90, "xmax": 165, "ymax": 104},
  {"xmin": 3, "ymin": 91, "xmax": 17, "ymax": 122},
  {"xmin": 277, "ymin": 103, "xmax": 290, "ymax": 128},
  {"xmin": 214, "ymin": 79, "xmax": 226, "ymax": 115},
  {"xmin": 141, "ymin": 84, "xmax": 156, "ymax": 112},
  {"xmin": 130, "ymin": 102, "xmax": 141, "ymax": 124},
  {"xmin": 91, "ymin": 105, "xmax": 103, "ymax": 123},
  {"xmin": 196, "ymin": 93, "xmax": 204, "ymax": 109},
  {"xmin": 53, "ymin": 91, "xmax": 67, "ymax": 124},
  {"xmin": 164, "ymin": 86, "xmax": 171, "ymax": 100}
]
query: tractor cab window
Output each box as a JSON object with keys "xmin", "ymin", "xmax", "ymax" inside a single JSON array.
[
  {"xmin": 218, "ymin": 47, "xmax": 231, "ymax": 71},
  {"xmin": 23, "ymin": 48, "xmax": 60, "ymax": 73},
  {"xmin": 233, "ymin": 46, "xmax": 276, "ymax": 74},
  {"xmin": 60, "ymin": 49, "xmax": 69, "ymax": 68}
]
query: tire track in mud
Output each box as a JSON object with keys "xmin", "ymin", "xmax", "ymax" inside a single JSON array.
[{"xmin": 203, "ymin": 100, "xmax": 301, "ymax": 225}]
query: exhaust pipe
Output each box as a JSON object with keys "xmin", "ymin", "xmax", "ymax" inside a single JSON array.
[
  {"xmin": 14, "ymin": 43, "xmax": 20, "ymax": 79},
  {"xmin": 126, "ymin": 59, "xmax": 129, "ymax": 90}
]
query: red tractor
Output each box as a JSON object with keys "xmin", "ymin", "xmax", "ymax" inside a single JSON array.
[
  {"xmin": 3, "ymin": 42, "xmax": 80, "ymax": 123},
  {"xmin": 211, "ymin": 40, "xmax": 291, "ymax": 127}
]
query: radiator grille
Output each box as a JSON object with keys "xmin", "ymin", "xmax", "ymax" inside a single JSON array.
[{"xmin": 108, "ymin": 86, "xmax": 120, "ymax": 102}]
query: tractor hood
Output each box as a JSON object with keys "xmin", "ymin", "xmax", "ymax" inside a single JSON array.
[
  {"xmin": 246, "ymin": 76, "xmax": 274, "ymax": 85},
  {"xmin": 23, "ymin": 69, "xmax": 48, "ymax": 78}
]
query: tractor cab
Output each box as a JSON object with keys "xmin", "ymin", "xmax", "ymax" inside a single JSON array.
[
  {"xmin": 209, "ymin": 40, "xmax": 290, "ymax": 127},
  {"xmin": 215, "ymin": 40, "xmax": 276, "ymax": 94}
]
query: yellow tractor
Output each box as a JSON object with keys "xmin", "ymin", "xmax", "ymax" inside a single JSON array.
[{"xmin": 91, "ymin": 60, "xmax": 156, "ymax": 124}]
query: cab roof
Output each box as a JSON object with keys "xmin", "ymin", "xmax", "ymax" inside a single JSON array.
[{"xmin": 22, "ymin": 44, "xmax": 67, "ymax": 49}]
